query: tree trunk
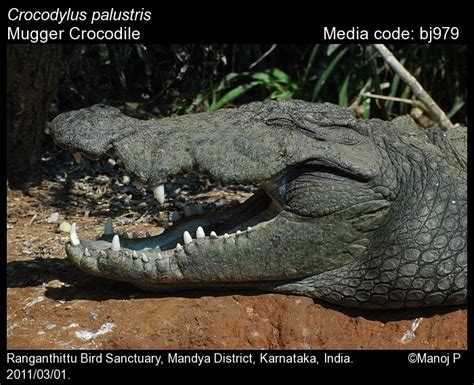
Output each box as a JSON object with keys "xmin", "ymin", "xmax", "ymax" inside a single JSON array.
[{"xmin": 7, "ymin": 44, "xmax": 62, "ymax": 188}]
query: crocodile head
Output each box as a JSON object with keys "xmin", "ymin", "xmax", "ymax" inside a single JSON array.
[{"xmin": 49, "ymin": 100, "xmax": 467, "ymax": 308}]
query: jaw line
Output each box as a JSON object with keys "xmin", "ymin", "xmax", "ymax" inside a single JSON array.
[
  {"xmin": 67, "ymin": 185, "xmax": 283, "ymax": 258},
  {"xmin": 64, "ymin": 212, "xmax": 284, "ymax": 287}
]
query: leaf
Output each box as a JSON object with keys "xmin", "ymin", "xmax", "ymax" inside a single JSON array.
[
  {"xmin": 312, "ymin": 47, "xmax": 349, "ymax": 101},
  {"xmin": 270, "ymin": 82, "xmax": 286, "ymax": 93},
  {"xmin": 250, "ymin": 72, "xmax": 272, "ymax": 83},
  {"xmin": 213, "ymin": 72, "xmax": 245, "ymax": 93},
  {"xmin": 326, "ymin": 44, "xmax": 341, "ymax": 56},
  {"xmin": 225, "ymin": 72, "xmax": 247, "ymax": 83},
  {"xmin": 385, "ymin": 57, "xmax": 406, "ymax": 113},
  {"xmin": 338, "ymin": 74, "xmax": 350, "ymax": 107},
  {"xmin": 362, "ymin": 97, "xmax": 371, "ymax": 119},
  {"xmin": 447, "ymin": 99, "xmax": 465, "ymax": 118},
  {"xmin": 209, "ymin": 81, "xmax": 259, "ymax": 111},
  {"xmin": 268, "ymin": 68, "xmax": 291, "ymax": 83},
  {"xmin": 185, "ymin": 93, "xmax": 205, "ymax": 113},
  {"xmin": 302, "ymin": 44, "xmax": 320, "ymax": 87},
  {"xmin": 269, "ymin": 90, "xmax": 294, "ymax": 100}
]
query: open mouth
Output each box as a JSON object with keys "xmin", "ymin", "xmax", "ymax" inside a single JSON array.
[{"xmin": 70, "ymin": 180, "xmax": 282, "ymax": 257}]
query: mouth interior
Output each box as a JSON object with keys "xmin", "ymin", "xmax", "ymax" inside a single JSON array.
[{"xmin": 98, "ymin": 187, "xmax": 281, "ymax": 252}]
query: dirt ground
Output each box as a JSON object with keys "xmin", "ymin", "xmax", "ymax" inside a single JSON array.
[{"xmin": 7, "ymin": 146, "xmax": 467, "ymax": 349}]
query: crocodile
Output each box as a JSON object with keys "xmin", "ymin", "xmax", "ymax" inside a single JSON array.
[{"xmin": 49, "ymin": 100, "xmax": 467, "ymax": 309}]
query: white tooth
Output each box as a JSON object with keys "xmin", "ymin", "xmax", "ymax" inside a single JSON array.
[
  {"xmin": 141, "ymin": 253, "xmax": 149, "ymax": 263},
  {"xmin": 247, "ymin": 226, "xmax": 253, "ymax": 232},
  {"xmin": 210, "ymin": 231, "xmax": 218, "ymax": 238},
  {"xmin": 236, "ymin": 230, "xmax": 242, "ymax": 235},
  {"xmin": 153, "ymin": 185, "xmax": 165, "ymax": 204},
  {"xmin": 132, "ymin": 250, "xmax": 138, "ymax": 259},
  {"xmin": 70, "ymin": 223, "xmax": 80, "ymax": 246},
  {"xmin": 84, "ymin": 247, "xmax": 90, "ymax": 257},
  {"xmin": 196, "ymin": 226, "xmax": 205, "ymax": 239},
  {"xmin": 176, "ymin": 243, "xmax": 183, "ymax": 251},
  {"xmin": 223, "ymin": 233, "xmax": 230, "ymax": 239},
  {"xmin": 111, "ymin": 235, "xmax": 121, "ymax": 251},
  {"xmin": 104, "ymin": 218, "xmax": 113, "ymax": 235},
  {"xmin": 183, "ymin": 231, "xmax": 193, "ymax": 245},
  {"xmin": 155, "ymin": 245, "xmax": 161, "ymax": 251}
]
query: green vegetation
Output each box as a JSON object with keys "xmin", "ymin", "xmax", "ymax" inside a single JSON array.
[{"xmin": 57, "ymin": 44, "xmax": 467, "ymax": 124}]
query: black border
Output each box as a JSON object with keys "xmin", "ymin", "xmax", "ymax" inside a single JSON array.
[{"xmin": 3, "ymin": 4, "xmax": 472, "ymax": 381}]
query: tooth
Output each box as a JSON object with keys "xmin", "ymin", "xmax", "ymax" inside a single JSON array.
[
  {"xmin": 111, "ymin": 235, "xmax": 121, "ymax": 251},
  {"xmin": 223, "ymin": 233, "xmax": 230, "ymax": 239},
  {"xmin": 155, "ymin": 245, "xmax": 161, "ymax": 251},
  {"xmin": 176, "ymin": 243, "xmax": 183, "ymax": 251},
  {"xmin": 153, "ymin": 185, "xmax": 165, "ymax": 204},
  {"xmin": 70, "ymin": 223, "xmax": 80, "ymax": 246},
  {"xmin": 146, "ymin": 231, "xmax": 152, "ymax": 237},
  {"xmin": 210, "ymin": 231, "xmax": 218, "ymax": 238},
  {"xmin": 247, "ymin": 226, "xmax": 253, "ymax": 232},
  {"xmin": 183, "ymin": 231, "xmax": 193, "ymax": 245},
  {"xmin": 132, "ymin": 232, "xmax": 139, "ymax": 238},
  {"xmin": 236, "ymin": 230, "xmax": 242, "ymax": 235},
  {"xmin": 196, "ymin": 226, "xmax": 205, "ymax": 239},
  {"xmin": 132, "ymin": 250, "xmax": 138, "ymax": 259},
  {"xmin": 141, "ymin": 253, "xmax": 149, "ymax": 263},
  {"xmin": 73, "ymin": 152, "xmax": 82, "ymax": 164},
  {"xmin": 104, "ymin": 218, "xmax": 113, "ymax": 235},
  {"xmin": 84, "ymin": 247, "xmax": 90, "ymax": 257}
]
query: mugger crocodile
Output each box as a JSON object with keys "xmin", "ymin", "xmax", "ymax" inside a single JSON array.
[{"xmin": 49, "ymin": 100, "xmax": 467, "ymax": 309}]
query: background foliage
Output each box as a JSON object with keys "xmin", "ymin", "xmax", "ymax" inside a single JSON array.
[{"xmin": 56, "ymin": 44, "xmax": 467, "ymax": 124}]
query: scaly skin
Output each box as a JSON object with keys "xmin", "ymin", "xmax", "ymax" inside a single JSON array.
[{"xmin": 49, "ymin": 100, "xmax": 467, "ymax": 309}]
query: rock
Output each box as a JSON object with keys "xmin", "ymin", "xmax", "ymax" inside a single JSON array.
[
  {"xmin": 59, "ymin": 222, "xmax": 71, "ymax": 233},
  {"xmin": 47, "ymin": 212, "xmax": 60, "ymax": 223}
]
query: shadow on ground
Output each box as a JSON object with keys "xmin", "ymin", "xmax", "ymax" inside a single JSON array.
[{"xmin": 7, "ymin": 257, "xmax": 465, "ymax": 323}]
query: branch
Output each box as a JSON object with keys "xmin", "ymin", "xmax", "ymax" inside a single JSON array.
[
  {"xmin": 372, "ymin": 44, "xmax": 454, "ymax": 131},
  {"xmin": 249, "ymin": 44, "xmax": 277, "ymax": 69},
  {"xmin": 360, "ymin": 92, "xmax": 427, "ymax": 111}
]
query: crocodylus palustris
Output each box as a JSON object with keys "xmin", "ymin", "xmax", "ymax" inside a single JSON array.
[{"xmin": 49, "ymin": 100, "xmax": 467, "ymax": 309}]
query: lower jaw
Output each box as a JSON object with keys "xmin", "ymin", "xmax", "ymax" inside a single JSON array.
[{"xmin": 67, "ymin": 208, "xmax": 322, "ymax": 285}]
